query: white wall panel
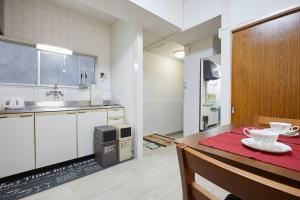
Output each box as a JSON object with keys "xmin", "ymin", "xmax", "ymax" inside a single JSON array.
[
  {"xmin": 111, "ymin": 20, "xmax": 143, "ymax": 158},
  {"xmin": 143, "ymin": 51, "xmax": 183, "ymax": 135},
  {"xmin": 183, "ymin": 37, "xmax": 215, "ymax": 136},
  {"xmin": 183, "ymin": 0, "xmax": 222, "ymax": 30}
]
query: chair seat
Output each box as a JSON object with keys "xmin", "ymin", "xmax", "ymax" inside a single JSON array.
[{"xmin": 225, "ymin": 194, "xmax": 242, "ymax": 200}]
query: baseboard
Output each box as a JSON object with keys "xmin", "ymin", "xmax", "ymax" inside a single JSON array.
[{"xmin": 165, "ymin": 130, "xmax": 183, "ymax": 136}]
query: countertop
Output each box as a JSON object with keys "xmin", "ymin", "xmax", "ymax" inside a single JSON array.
[{"xmin": 0, "ymin": 101, "xmax": 124, "ymax": 115}]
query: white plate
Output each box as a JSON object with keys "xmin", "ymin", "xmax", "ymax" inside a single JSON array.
[
  {"xmin": 280, "ymin": 130, "xmax": 299, "ymax": 137},
  {"xmin": 241, "ymin": 138, "xmax": 292, "ymax": 153}
]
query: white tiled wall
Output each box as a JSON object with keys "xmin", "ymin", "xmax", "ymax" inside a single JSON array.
[
  {"xmin": 0, "ymin": 85, "xmax": 90, "ymax": 103},
  {"xmin": 0, "ymin": 0, "xmax": 112, "ymax": 104}
]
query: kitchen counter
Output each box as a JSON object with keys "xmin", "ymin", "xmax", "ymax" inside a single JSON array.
[{"xmin": 0, "ymin": 101, "xmax": 124, "ymax": 114}]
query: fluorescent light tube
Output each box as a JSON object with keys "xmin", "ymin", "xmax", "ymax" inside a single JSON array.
[
  {"xmin": 173, "ymin": 50, "xmax": 185, "ymax": 59},
  {"xmin": 36, "ymin": 44, "xmax": 72, "ymax": 55}
]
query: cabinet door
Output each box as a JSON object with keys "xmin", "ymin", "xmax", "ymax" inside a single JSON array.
[
  {"xmin": 108, "ymin": 108, "xmax": 124, "ymax": 118},
  {"xmin": 0, "ymin": 114, "xmax": 35, "ymax": 178},
  {"xmin": 77, "ymin": 109, "xmax": 107, "ymax": 157},
  {"xmin": 108, "ymin": 117, "xmax": 124, "ymax": 126},
  {"xmin": 35, "ymin": 112, "xmax": 77, "ymax": 168}
]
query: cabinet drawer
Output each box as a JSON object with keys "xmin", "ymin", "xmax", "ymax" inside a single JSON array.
[
  {"xmin": 108, "ymin": 108, "xmax": 124, "ymax": 118},
  {"xmin": 108, "ymin": 117, "xmax": 124, "ymax": 125}
]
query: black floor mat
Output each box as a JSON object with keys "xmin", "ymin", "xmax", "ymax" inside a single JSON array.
[{"xmin": 0, "ymin": 158, "xmax": 103, "ymax": 200}]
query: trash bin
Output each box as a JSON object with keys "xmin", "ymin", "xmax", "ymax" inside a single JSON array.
[
  {"xmin": 118, "ymin": 137, "xmax": 132, "ymax": 162},
  {"xmin": 113, "ymin": 124, "xmax": 132, "ymax": 139},
  {"xmin": 94, "ymin": 126, "xmax": 118, "ymax": 167},
  {"xmin": 113, "ymin": 124, "xmax": 132, "ymax": 162},
  {"xmin": 202, "ymin": 116, "xmax": 209, "ymax": 130}
]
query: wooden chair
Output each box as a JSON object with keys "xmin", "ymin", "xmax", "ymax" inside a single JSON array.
[
  {"xmin": 176, "ymin": 143, "xmax": 300, "ymax": 200},
  {"xmin": 253, "ymin": 115, "xmax": 300, "ymax": 127}
]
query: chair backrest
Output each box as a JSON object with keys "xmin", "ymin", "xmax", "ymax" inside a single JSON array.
[
  {"xmin": 253, "ymin": 115, "xmax": 300, "ymax": 127},
  {"xmin": 176, "ymin": 143, "xmax": 300, "ymax": 200}
]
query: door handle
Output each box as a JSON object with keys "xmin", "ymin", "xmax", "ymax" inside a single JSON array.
[
  {"xmin": 110, "ymin": 117, "xmax": 120, "ymax": 121},
  {"xmin": 20, "ymin": 114, "xmax": 33, "ymax": 118},
  {"xmin": 67, "ymin": 112, "xmax": 76, "ymax": 115},
  {"xmin": 231, "ymin": 106, "xmax": 235, "ymax": 114}
]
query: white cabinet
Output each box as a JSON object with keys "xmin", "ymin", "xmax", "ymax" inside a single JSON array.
[
  {"xmin": 108, "ymin": 108, "xmax": 125, "ymax": 125},
  {"xmin": 108, "ymin": 117, "xmax": 125, "ymax": 125},
  {"xmin": 0, "ymin": 106, "xmax": 125, "ymax": 176},
  {"xmin": 108, "ymin": 108, "xmax": 124, "ymax": 118},
  {"xmin": 77, "ymin": 109, "xmax": 107, "ymax": 157},
  {"xmin": 0, "ymin": 113, "xmax": 35, "ymax": 178},
  {"xmin": 35, "ymin": 111, "xmax": 77, "ymax": 168}
]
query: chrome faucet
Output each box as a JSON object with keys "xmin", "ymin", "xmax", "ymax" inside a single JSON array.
[{"xmin": 46, "ymin": 84, "xmax": 64, "ymax": 99}]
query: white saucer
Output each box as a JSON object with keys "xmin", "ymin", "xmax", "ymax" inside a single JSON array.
[
  {"xmin": 241, "ymin": 138, "xmax": 292, "ymax": 153},
  {"xmin": 279, "ymin": 130, "xmax": 299, "ymax": 137}
]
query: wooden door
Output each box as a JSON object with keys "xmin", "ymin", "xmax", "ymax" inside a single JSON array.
[{"xmin": 232, "ymin": 10, "xmax": 300, "ymax": 125}]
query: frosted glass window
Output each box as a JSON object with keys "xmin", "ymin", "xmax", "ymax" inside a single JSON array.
[
  {"xmin": 0, "ymin": 40, "xmax": 96, "ymax": 87},
  {"xmin": 0, "ymin": 41, "xmax": 37, "ymax": 84},
  {"xmin": 40, "ymin": 51, "xmax": 80, "ymax": 86}
]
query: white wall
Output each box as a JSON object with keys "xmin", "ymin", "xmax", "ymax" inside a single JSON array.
[
  {"xmin": 183, "ymin": 37, "xmax": 215, "ymax": 136},
  {"xmin": 143, "ymin": 51, "xmax": 183, "ymax": 135},
  {"xmin": 0, "ymin": 0, "xmax": 111, "ymax": 103},
  {"xmin": 111, "ymin": 20, "xmax": 143, "ymax": 159},
  {"xmin": 130, "ymin": 0, "xmax": 183, "ymax": 28},
  {"xmin": 220, "ymin": 0, "xmax": 300, "ymax": 126},
  {"xmin": 229, "ymin": 0, "xmax": 300, "ymax": 27},
  {"xmin": 183, "ymin": 0, "xmax": 222, "ymax": 30}
]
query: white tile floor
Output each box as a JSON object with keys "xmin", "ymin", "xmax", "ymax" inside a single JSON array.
[{"xmin": 23, "ymin": 146, "xmax": 228, "ymax": 200}]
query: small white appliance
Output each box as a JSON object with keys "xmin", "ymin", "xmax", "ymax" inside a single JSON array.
[{"xmin": 3, "ymin": 98, "xmax": 25, "ymax": 109}]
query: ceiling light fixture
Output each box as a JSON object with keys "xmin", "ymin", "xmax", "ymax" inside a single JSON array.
[
  {"xmin": 36, "ymin": 44, "xmax": 73, "ymax": 55},
  {"xmin": 173, "ymin": 50, "xmax": 185, "ymax": 59}
]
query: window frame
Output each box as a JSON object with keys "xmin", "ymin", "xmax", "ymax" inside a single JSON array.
[{"xmin": 0, "ymin": 37, "xmax": 97, "ymax": 88}]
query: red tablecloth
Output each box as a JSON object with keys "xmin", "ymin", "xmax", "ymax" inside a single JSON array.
[
  {"xmin": 199, "ymin": 132, "xmax": 300, "ymax": 172},
  {"xmin": 230, "ymin": 126, "xmax": 300, "ymax": 145}
]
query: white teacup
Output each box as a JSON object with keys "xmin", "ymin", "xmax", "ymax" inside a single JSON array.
[
  {"xmin": 243, "ymin": 128, "xmax": 279, "ymax": 144},
  {"xmin": 269, "ymin": 122, "xmax": 299, "ymax": 133}
]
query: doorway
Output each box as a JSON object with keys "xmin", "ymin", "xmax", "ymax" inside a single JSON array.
[
  {"xmin": 143, "ymin": 38, "xmax": 185, "ymax": 153},
  {"xmin": 200, "ymin": 54, "xmax": 221, "ymax": 131}
]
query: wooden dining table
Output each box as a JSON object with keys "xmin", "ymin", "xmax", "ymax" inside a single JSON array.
[{"xmin": 175, "ymin": 124, "xmax": 300, "ymax": 189}]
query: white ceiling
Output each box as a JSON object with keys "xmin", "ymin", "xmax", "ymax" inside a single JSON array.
[
  {"xmin": 67, "ymin": 0, "xmax": 181, "ymax": 37},
  {"xmin": 143, "ymin": 30, "xmax": 163, "ymax": 47},
  {"xmin": 144, "ymin": 38, "xmax": 184, "ymax": 60},
  {"xmin": 47, "ymin": 0, "xmax": 118, "ymax": 24},
  {"xmin": 144, "ymin": 16, "xmax": 221, "ymax": 47},
  {"xmin": 143, "ymin": 16, "xmax": 221, "ymax": 60},
  {"xmin": 47, "ymin": 0, "xmax": 220, "ymax": 61},
  {"xmin": 170, "ymin": 16, "xmax": 221, "ymax": 45}
]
